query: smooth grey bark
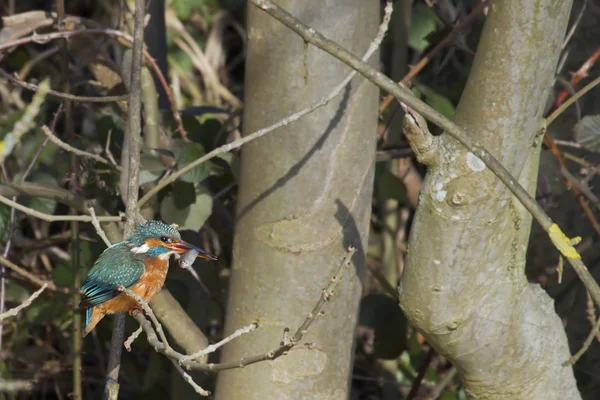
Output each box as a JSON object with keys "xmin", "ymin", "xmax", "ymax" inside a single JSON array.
[
  {"xmin": 214, "ymin": 1, "xmax": 378, "ymax": 399},
  {"xmin": 399, "ymin": 0, "xmax": 580, "ymax": 399}
]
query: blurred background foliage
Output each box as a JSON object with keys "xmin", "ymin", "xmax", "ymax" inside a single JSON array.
[{"xmin": 0, "ymin": 0, "xmax": 599, "ymax": 399}]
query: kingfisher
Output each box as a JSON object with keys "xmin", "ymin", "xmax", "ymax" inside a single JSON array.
[{"xmin": 79, "ymin": 220, "xmax": 216, "ymax": 336}]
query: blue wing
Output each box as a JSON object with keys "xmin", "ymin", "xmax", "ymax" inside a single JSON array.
[{"xmin": 79, "ymin": 242, "xmax": 145, "ymax": 309}]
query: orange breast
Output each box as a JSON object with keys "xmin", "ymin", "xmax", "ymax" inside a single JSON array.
[
  {"xmin": 96, "ymin": 257, "xmax": 169, "ymax": 315},
  {"xmin": 130, "ymin": 257, "xmax": 169, "ymax": 302}
]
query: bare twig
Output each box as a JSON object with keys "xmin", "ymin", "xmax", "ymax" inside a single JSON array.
[
  {"xmin": 117, "ymin": 285, "xmax": 170, "ymax": 352},
  {"xmin": 0, "ymin": 255, "xmax": 71, "ymax": 294},
  {"xmin": 129, "ymin": 246, "xmax": 356, "ymax": 372},
  {"xmin": 249, "ymin": 0, "xmax": 600, "ymax": 316},
  {"xmin": 560, "ymin": 167, "xmax": 600, "ymax": 212},
  {"xmin": 378, "ymin": 0, "xmax": 491, "ymax": 115},
  {"xmin": 137, "ymin": 1, "xmax": 394, "ymax": 207},
  {"xmin": 550, "ymin": 46, "xmax": 600, "ymax": 118},
  {"xmin": 0, "ymin": 194, "xmax": 121, "ymax": 222},
  {"xmin": 585, "ymin": 290, "xmax": 600, "ymax": 342},
  {"xmin": 88, "ymin": 207, "xmax": 112, "ymax": 247},
  {"xmin": 0, "ymin": 27, "xmax": 187, "ymax": 140},
  {"xmin": 425, "ymin": 367, "xmax": 457, "ymax": 400},
  {"xmin": 0, "ymin": 106, "xmax": 65, "ymax": 351},
  {"xmin": 564, "ymin": 312, "xmax": 600, "ymax": 366},
  {"xmin": 546, "ymin": 75, "xmax": 600, "ymax": 127},
  {"xmin": 124, "ymin": 326, "xmax": 143, "ymax": 351},
  {"xmin": 562, "ymin": 0, "xmax": 588, "ymax": 50},
  {"xmin": 106, "ymin": 3, "xmax": 146, "ymax": 395},
  {"xmin": 0, "ymin": 283, "xmax": 47, "ymax": 321},
  {"xmin": 407, "ymin": 347, "xmax": 436, "ymax": 400},
  {"xmin": 542, "ymin": 72, "xmax": 600, "ymax": 240},
  {"xmin": 171, "ymin": 360, "xmax": 210, "ymax": 396},
  {"xmin": 105, "ymin": 130, "xmax": 118, "ymax": 166},
  {"xmin": 179, "ymin": 323, "xmax": 258, "ymax": 363},
  {"xmin": 41, "ymin": 125, "xmax": 122, "ymax": 171},
  {"xmin": 0, "ymin": 68, "xmax": 128, "ymax": 103}
]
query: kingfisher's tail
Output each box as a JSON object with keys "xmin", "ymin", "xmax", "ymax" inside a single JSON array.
[
  {"xmin": 83, "ymin": 308, "xmax": 92, "ymax": 337},
  {"xmin": 83, "ymin": 307, "xmax": 104, "ymax": 337}
]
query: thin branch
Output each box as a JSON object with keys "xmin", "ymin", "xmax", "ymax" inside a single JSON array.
[
  {"xmin": 550, "ymin": 46, "xmax": 600, "ymax": 115},
  {"xmin": 0, "ymin": 194, "xmax": 121, "ymax": 222},
  {"xmin": 375, "ymin": 148, "xmax": 414, "ymax": 162},
  {"xmin": 378, "ymin": 0, "xmax": 491, "ymax": 115},
  {"xmin": 564, "ymin": 313, "xmax": 600, "ymax": 366},
  {"xmin": 0, "ymin": 27, "xmax": 187, "ymax": 139},
  {"xmin": 171, "ymin": 360, "xmax": 210, "ymax": 396},
  {"xmin": 546, "ymin": 75, "xmax": 600, "ymax": 127},
  {"xmin": 0, "ymin": 68, "xmax": 128, "ymax": 103},
  {"xmin": 88, "ymin": 207, "xmax": 112, "ymax": 247},
  {"xmin": 117, "ymin": 285, "xmax": 170, "ymax": 352},
  {"xmin": 130, "ymin": 246, "xmax": 356, "ymax": 372},
  {"xmin": 179, "ymin": 323, "xmax": 258, "ymax": 363},
  {"xmin": 562, "ymin": 0, "xmax": 587, "ymax": 49},
  {"xmin": 0, "ymin": 107, "xmax": 64, "ymax": 349},
  {"xmin": 106, "ymin": 2, "xmax": 146, "ymax": 395},
  {"xmin": 41, "ymin": 125, "xmax": 122, "ymax": 171},
  {"xmin": 560, "ymin": 167, "xmax": 600, "ymax": 212},
  {"xmin": 585, "ymin": 290, "xmax": 600, "ymax": 342},
  {"xmin": 124, "ymin": 326, "xmax": 143, "ymax": 351},
  {"xmin": 105, "ymin": 130, "xmax": 118, "ymax": 166},
  {"xmin": 136, "ymin": 1, "xmax": 394, "ymax": 207},
  {"xmin": 249, "ymin": 0, "xmax": 600, "ymax": 315},
  {"xmin": 407, "ymin": 347, "xmax": 436, "ymax": 400},
  {"xmin": 0, "ymin": 283, "xmax": 47, "ymax": 321},
  {"xmin": 425, "ymin": 367, "xmax": 457, "ymax": 400},
  {"xmin": 0, "ymin": 255, "xmax": 71, "ymax": 294}
]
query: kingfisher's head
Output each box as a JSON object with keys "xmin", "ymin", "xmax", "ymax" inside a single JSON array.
[{"xmin": 126, "ymin": 220, "xmax": 216, "ymax": 261}]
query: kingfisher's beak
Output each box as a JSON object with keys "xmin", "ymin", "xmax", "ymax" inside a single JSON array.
[{"xmin": 165, "ymin": 240, "xmax": 217, "ymax": 260}]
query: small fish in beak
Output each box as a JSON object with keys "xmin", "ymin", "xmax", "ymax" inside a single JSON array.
[{"xmin": 164, "ymin": 240, "xmax": 217, "ymax": 261}]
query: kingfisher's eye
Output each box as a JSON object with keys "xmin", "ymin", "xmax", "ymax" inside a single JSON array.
[{"xmin": 161, "ymin": 236, "xmax": 170, "ymax": 243}]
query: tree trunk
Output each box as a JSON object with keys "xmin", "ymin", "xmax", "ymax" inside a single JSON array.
[
  {"xmin": 214, "ymin": 1, "xmax": 378, "ymax": 399},
  {"xmin": 399, "ymin": 0, "xmax": 580, "ymax": 398}
]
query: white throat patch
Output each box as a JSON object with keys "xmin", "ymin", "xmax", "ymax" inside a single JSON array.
[
  {"xmin": 131, "ymin": 243, "xmax": 150, "ymax": 254},
  {"xmin": 158, "ymin": 251, "xmax": 177, "ymax": 260}
]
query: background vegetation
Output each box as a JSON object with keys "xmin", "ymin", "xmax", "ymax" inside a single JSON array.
[{"xmin": 0, "ymin": 0, "xmax": 599, "ymax": 399}]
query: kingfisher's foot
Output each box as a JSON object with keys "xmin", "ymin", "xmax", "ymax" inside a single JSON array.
[{"xmin": 128, "ymin": 305, "xmax": 143, "ymax": 315}]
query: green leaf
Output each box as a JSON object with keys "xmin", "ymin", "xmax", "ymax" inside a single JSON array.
[
  {"xmin": 172, "ymin": 0, "xmax": 192, "ymax": 19},
  {"xmin": 20, "ymin": 172, "xmax": 58, "ymax": 215},
  {"xmin": 408, "ymin": 4, "xmax": 440, "ymax": 52},
  {"xmin": 139, "ymin": 152, "xmax": 167, "ymax": 185},
  {"xmin": 414, "ymin": 83, "xmax": 455, "ymax": 120},
  {"xmin": 576, "ymin": 115, "xmax": 600, "ymax": 151},
  {"xmin": 172, "ymin": 181, "xmax": 196, "ymax": 209},
  {"xmin": 160, "ymin": 186, "xmax": 213, "ymax": 231},
  {"xmin": 152, "ymin": 148, "xmax": 176, "ymax": 158},
  {"xmin": 26, "ymin": 301, "xmax": 55, "ymax": 324},
  {"xmin": 216, "ymin": 152, "xmax": 240, "ymax": 181},
  {"xmin": 440, "ymin": 390, "xmax": 458, "ymax": 400},
  {"xmin": 358, "ymin": 294, "xmax": 407, "ymax": 359},
  {"xmin": 177, "ymin": 143, "xmax": 209, "ymax": 183},
  {"xmin": 190, "ymin": 119, "xmax": 223, "ymax": 149},
  {"xmin": 376, "ymin": 168, "xmax": 407, "ymax": 203},
  {"xmin": 53, "ymin": 261, "xmax": 73, "ymax": 287}
]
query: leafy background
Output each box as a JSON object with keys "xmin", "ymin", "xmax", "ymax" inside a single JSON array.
[{"xmin": 0, "ymin": 0, "xmax": 599, "ymax": 399}]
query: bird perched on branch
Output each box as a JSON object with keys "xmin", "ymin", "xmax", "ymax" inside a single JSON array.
[{"xmin": 79, "ymin": 220, "xmax": 216, "ymax": 336}]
